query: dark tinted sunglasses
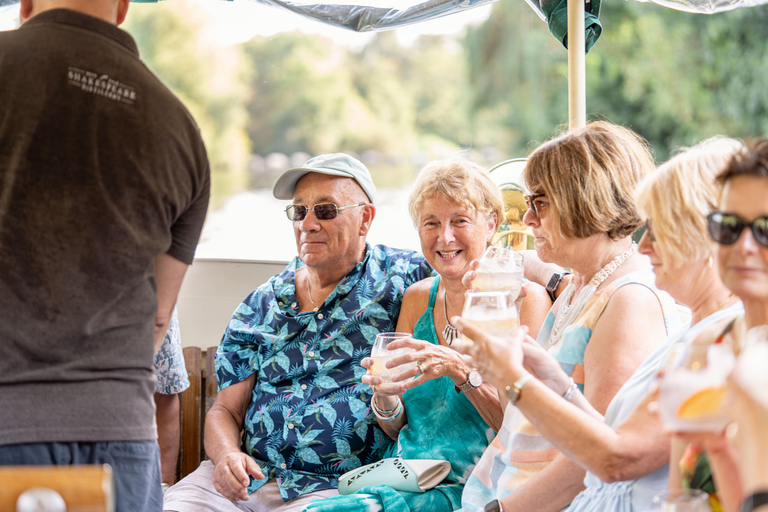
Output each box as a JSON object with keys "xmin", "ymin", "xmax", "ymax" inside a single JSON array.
[
  {"xmin": 285, "ymin": 202, "xmax": 366, "ymax": 221},
  {"xmin": 707, "ymin": 211, "xmax": 768, "ymax": 247}
]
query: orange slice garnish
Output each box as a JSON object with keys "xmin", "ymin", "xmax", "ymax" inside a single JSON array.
[{"xmin": 677, "ymin": 386, "xmax": 727, "ymax": 419}]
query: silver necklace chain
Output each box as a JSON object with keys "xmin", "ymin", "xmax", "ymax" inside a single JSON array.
[
  {"xmin": 305, "ymin": 275, "xmax": 320, "ymax": 312},
  {"xmin": 547, "ymin": 242, "xmax": 637, "ymax": 349}
]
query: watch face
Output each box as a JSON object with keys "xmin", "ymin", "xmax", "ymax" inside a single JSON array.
[
  {"xmin": 546, "ymin": 272, "xmax": 562, "ymax": 292},
  {"xmin": 469, "ymin": 370, "xmax": 483, "ymax": 387}
]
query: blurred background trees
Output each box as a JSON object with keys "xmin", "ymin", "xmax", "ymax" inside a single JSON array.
[{"xmin": 123, "ymin": 0, "xmax": 768, "ymax": 201}]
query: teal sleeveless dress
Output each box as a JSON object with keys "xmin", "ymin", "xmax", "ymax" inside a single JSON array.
[{"xmin": 301, "ymin": 276, "xmax": 494, "ymax": 512}]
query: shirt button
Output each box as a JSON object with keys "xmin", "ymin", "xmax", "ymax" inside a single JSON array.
[
  {"xmin": 301, "ymin": 384, "xmax": 307, "ymax": 390},
  {"xmin": 288, "ymin": 423, "xmax": 294, "ymax": 429},
  {"xmin": 291, "ymin": 302, "xmax": 297, "ymax": 308},
  {"xmin": 278, "ymin": 301, "xmax": 284, "ymax": 306},
  {"xmin": 308, "ymin": 351, "xmax": 315, "ymax": 357},
  {"xmin": 280, "ymin": 463, "xmax": 286, "ymax": 469},
  {"xmin": 317, "ymin": 313, "xmax": 324, "ymax": 319}
]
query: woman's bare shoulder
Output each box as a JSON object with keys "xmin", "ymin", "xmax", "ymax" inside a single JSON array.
[{"xmin": 402, "ymin": 277, "xmax": 436, "ymax": 306}]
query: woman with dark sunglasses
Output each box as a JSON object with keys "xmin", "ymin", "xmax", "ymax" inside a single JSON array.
[
  {"xmin": 665, "ymin": 138, "xmax": 768, "ymax": 512},
  {"xmin": 454, "ymin": 121, "xmax": 702, "ymax": 512}
]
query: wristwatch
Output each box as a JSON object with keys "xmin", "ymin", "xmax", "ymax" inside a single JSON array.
[
  {"xmin": 485, "ymin": 499, "xmax": 503, "ymax": 512},
  {"xmin": 505, "ymin": 372, "xmax": 534, "ymax": 405},
  {"xmin": 455, "ymin": 369, "xmax": 483, "ymax": 393},
  {"xmin": 546, "ymin": 270, "xmax": 571, "ymax": 302}
]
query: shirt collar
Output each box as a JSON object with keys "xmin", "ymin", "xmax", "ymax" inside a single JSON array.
[{"xmin": 22, "ymin": 9, "xmax": 139, "ymax": 56}]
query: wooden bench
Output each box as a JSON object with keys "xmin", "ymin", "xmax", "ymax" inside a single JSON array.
[{"xmin": 178, "ymin": 346, "xmax": 219, "ymax": 481}]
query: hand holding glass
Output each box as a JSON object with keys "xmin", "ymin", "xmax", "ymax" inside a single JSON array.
[
  {"xmin": 473, "ymin": 246, "xmax": 524, "ymax": 301},
  {"xmin": 459, "ymin": 290, "xmax": 518, "ymax": 347},
  {"xmin": 370, "ymin": 332, "xmax": 416, "ymax": 383},
  {"xmin": 658, "ymin": 344, "xmax": 735, "ymax": 432}
]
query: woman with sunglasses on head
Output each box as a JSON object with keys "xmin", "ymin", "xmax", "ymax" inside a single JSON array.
[
  {"xmin": 455, "ymin": 121, "xmax": 686, "ymax": 512},
  {"xmin": 300, "ymin": 156, "xmax": 551, "ymax": 512},
  {"xmin": 664, "ymin": 138, "xmax": 768, "ymax": 512}
]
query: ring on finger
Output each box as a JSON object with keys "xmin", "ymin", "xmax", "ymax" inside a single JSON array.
[{"xmin": 416, "ymin": 360, "xmax": 425, "ymax": 375}]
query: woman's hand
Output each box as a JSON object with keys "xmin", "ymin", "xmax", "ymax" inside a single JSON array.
[
  {"xmin": 360, "ymin": 358, "xmax": 404, "ymax": 397},
  {"xmin": 370, "ymin": 336, "xmax": 471, "ymax": 392},
  {"xmin": 451, "ymin": 317, "xmax": 527, "ymax": 390},
  {"xmin": 520, "ymin": 336, "xmax": 571, "ymax": 395}
]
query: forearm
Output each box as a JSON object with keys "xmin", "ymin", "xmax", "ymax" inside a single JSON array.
[
  {"xmin": 668, "ymin": 437, "xmax": 686, "ymax": 490},
  {"xmin": 707, "ymin": 443, "xmax": 744, "ymax": 512},
  {"xmin": 500, "ymin": 454, "xmax": 586, "ymax": 512},
  {"xmin": 204, "ymin": 406, "xmax": 247, "ymax": 464},
  {"xmin": 513, "ymin": 376, "xmax": 666, "ymax": 482},
  {"xmin": 373, "ymin": 394, "xmax": 407, "ymax": 440},
  {"xmin": 521, "ymin": 250, "xmax": 564, "ymax": 287},
  {"xmin": 464, "ymin": 382, "xmax": 504, "ymax": 432}
]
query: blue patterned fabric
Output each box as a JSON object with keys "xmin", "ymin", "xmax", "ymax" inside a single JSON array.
[
  {"xmin": 215, "ymin": 244, "xmax": 432, "ymax": 501},
  {"xmin": 301, "ymin": 276, "xmax": 492, "ymax": 512},
  {"xmin": 154, "ymin": 307, "xmax": 190, "ymax": 395}
]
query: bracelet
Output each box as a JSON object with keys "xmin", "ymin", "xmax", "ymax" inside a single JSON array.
[
  {"xmin": 742, "ymin": 491, "xmax": 768, "ymax": 512},
  {"xmin": 373, "ymin": 394, "xmax": 399, "ymax": 414},
  {"xmin": 372, "ymin": 395, "xmax": 403, "ymax": 422},
  {"xmin": 562, "ymin": 377, "xmax": 577, "ymax": 401}
]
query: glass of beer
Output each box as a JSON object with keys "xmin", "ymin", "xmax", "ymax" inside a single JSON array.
[
  {"xmin": 473, "ymin": 246, "xmax": 524, "ymax": 301},
  {"xmin": 370, "ymin": 332, "xmax": 416, "ymax": 383},
  {"xmin": 459, "ymin": 290, "xmax": 518, "ymax": 347}
]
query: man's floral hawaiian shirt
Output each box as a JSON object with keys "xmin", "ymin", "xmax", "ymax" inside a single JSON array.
[{"xmin": 215, "ymin": 244, "xmax": 432, "ymax": 501}]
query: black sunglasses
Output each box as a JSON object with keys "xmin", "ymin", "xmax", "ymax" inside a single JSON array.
[
  {"xmin": 645, "ymin": 218, "xmax": 656, "ymax": 242},
  {"xmin": 285, "ymin": 202, "xmax": 366, "ymax": 222},
  {"xmin": 524, "ymin": 194, "xmax": 548, "ymax": 217},
  {"xmin": 707, "ymin": 211, "xmax": 768, "ymax": 248}
]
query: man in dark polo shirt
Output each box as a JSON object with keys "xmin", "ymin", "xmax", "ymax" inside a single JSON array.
[{"xmin": 0, "ymin": 1, "xmax": 210, "ymax": 510}]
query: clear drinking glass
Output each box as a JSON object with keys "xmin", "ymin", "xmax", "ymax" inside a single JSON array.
[
  {"xmin": 370, "ymin": 332, "xmax": 416, "ymax": 383},
  {"xmin": 459, "ymin": 290, "xmax": 519, "ymax": 346},
  {"xmin": 652, "ymin": 489, "xmax": 712, "ymax": 512},
  {"xmin": 658, "ymin": 343, "xmax": 735, "ymax": 432},
  {"xmin": 473, "ymin": 246, "xmax": 525, "ymax": 301}
]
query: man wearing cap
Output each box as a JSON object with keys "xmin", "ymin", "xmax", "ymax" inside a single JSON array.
[{"xmin": 164, "ymin": 154, "xmax": 432, "ymax": 512}]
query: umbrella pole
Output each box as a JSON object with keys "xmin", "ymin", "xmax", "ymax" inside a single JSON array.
[{"xmin": 567, "ymin": 0, "xmax": 586, "ymax": 130}]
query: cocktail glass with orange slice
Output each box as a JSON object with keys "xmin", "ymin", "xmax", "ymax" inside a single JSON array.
[{"xmin": 658, "ymin": 343, "xmax": 735, "ymax": 432}]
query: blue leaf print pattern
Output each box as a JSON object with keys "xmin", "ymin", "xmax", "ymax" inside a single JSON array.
[{"xmin": 214, "ymin": 244, "xmax": 431, "ymax": 500}]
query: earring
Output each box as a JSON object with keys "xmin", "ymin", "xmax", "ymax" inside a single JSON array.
[{"xmin": 707, "ymin": 255, "xmax": 713, "ymax": 268}]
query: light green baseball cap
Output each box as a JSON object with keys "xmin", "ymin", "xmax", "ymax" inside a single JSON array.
[{"xmin": 272, "ymin": 153, "xmax": 377, "ymax": 205}]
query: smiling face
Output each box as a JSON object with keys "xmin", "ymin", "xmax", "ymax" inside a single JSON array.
[
  {"xmin": 717, "ymin": 175, "xmax": 768, "ymax": 303},
  {"xmin": 292, "ymin": 173, "xmax": 373, "ymax": 273},
  {"xmin": 417, "ymin": 194, "xmax": 497, "ymax": 280}
]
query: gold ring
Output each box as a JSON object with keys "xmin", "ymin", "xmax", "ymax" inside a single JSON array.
[{"xmin": 416, "ymin": 361, "xmax": 424, "ymax": 374}]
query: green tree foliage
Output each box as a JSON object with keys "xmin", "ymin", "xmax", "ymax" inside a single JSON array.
[
  {"xmin": 122, "ymin": 0, "xmax": 768, "ymax": 191},
  {"xmin": 123, "ymin": 0, "xmax": 250, "ymax": 201}
]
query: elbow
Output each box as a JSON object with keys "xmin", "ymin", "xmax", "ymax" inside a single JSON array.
[{"xmin": 593, "ymin": 452, "xmax": 635, "ymax": 483}]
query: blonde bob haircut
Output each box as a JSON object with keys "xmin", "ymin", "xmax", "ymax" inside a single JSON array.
[
  {"xmin": 524, "ymin": 120, "xmax": 654, "ymax": 240},
  {"xmin": 635, "ymin": 137, "xmax": 742, "ymax": 269},
  {"xmin": 408, "ymin": 155, "xmax": 504, "ymax": 228}
]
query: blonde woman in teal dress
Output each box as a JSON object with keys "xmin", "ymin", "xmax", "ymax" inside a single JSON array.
[{"xmin": 300, "ymin": 156, "xmax": 551, "ymax": 512}]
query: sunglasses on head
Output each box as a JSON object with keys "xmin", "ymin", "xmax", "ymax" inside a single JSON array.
[
  {"xmin": 285, "ymin": 202, "xmax": 366, "ymax": 222},
  {"xmin": 707, "ymin": 211, "xmax": 768, "ymax": 247},
  {"xmin": 524, "ymin": 194, "xmax": 548, "ymax": 217}
]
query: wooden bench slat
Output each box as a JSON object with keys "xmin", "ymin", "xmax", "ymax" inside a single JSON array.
[{"xmin": 179, "ymin": 347, "xmax": 202, "ymax": 480}]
